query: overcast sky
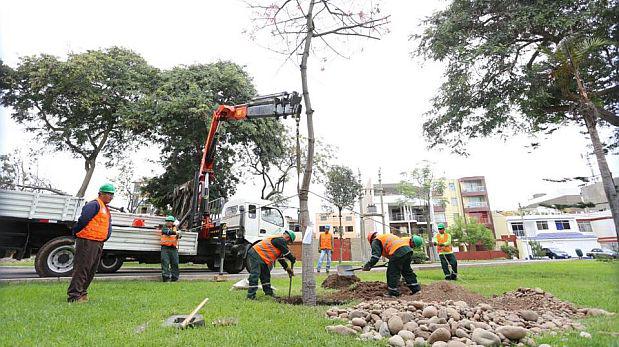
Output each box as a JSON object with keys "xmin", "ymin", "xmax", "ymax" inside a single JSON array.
[{"xmin": 1, "ymin": 0, "xmax": 617, "ymax": 215}]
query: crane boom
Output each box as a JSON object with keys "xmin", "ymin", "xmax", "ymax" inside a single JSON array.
[{"xmin": 194, "ymin": 91, "xmax": 302, "ymax": 237}]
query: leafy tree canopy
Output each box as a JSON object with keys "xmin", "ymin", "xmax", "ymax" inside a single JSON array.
[
  {"xmin": 448, "ymin": 216, "xmax": 496, "ymax": 251},
  {"xmin": 325, "ymin": 165, "xmax": 362, "ymax": 211}
]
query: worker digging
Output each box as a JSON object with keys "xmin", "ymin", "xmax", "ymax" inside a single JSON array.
[
  {"xmin": 246, "ymin": 230, "xmax": 296, "ymax": 300},
  {"xmin": 361, "ymin": 232, "xmax": 423, "ymax": 297}
]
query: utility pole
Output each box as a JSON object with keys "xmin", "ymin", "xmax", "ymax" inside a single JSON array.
[
  {"xmin": 378, "ymin": 168, "xmax": 386, "ymax": 234},
  {"xmin": 519, "ymin": 203, "xmax": 531, "ymax": 260},
  {"xmin": 358, "ymin": 169, "xmax": 367, "ymax": 259}
]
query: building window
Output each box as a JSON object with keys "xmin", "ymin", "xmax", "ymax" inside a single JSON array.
[
  {"xmin": 555, "ymin": 220, "xmax": 571, "ymax": 230},
  {"xmin": 346, "ymin": 226, "xmax": 354, "ymax": 233},
  {"xmin": 449, "ymin": 182, "xmax": 456, "ymax": 191},
  {"xmin": 451, "ymin": 198, "xmax": 458, "ymax": 206},
  {"xmin": 319, "ymin": 226, "xmax": 325, "ymax": 232},
  {"xmin": 435, "ymin": 213, "xmax": 446, "ymax": 223},
  {"xmin": 536, "ymin": 221, "xmax": 548, "ymax": 231},
  {"xmin": 248, "ymin": 205, "xmax": 256, "ymax": 219},
  {"xmin": 511, "ymin": 222, "xmax": 525, "ymax": 237},
  {"xmin": 320, "ymin": 214, "xmax": 327, "ymax": 221},
  {"xmin": 577, "ymin": 221, "xmax": 593, "ymax": 233},
  {"xmin": 345, "ymin": 216, "xmax": 352, "ymax": 221}
]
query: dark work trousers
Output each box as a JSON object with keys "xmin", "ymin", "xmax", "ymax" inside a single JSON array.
[
  {"xmin": 439, "ymin": 253, "xmax": 458, "ymax": 278},
  {"xmin": 161, "ymin": 246, "xmax": 180, "ymax": 281},
  {"xmin": 67, "ymin": 237, "xmax": 104, "ymax": 302},
  {"xmin": 247, "ymin": 248, "xmax": 274, "ymax": 298},
  {"xmin": 386, "ymin": 251, "xmax": 420, "ymax": 295}
]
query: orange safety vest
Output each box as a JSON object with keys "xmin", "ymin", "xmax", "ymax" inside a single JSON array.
[
  {"xmin": 253, "ymin": 236, "xmax": 282, "ymax": 266},
  {"xmin": 76, "ymin": 198, "xmax": 110, "ymax": 242},
  {"xmin": 160, "ymin": 227, "xmax": 179, "ymax": 247},
  {"xmin": 376, "ymin": 234, "xmax": 408, "ymax": 258},
  {"xmin": 319, "ymin": 232, "xmax": 333, "ymax": 250},
  {"xmin": 436, "ymin": 233, "xmax": 453, "ymax": 254}
]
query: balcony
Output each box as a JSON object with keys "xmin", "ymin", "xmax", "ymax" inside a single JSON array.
[
  {"xmin": 464, "ymin": 201, "xmax": 489, "ymax": 212},
  {"xmin": 390, "ymin": 213, "xmax": 427, "ymax": 222},
  {"xmin": 460, "ymin": 185, "xmax": 487, "ymax": 196}
]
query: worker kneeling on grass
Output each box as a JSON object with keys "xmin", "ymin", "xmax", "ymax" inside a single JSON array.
[
  {"xmin": 160, "ymin": 215, "xmax": 180, "ymax": 282},
  {"xmin": 362, "ymin": 232, "xmax": 423, "ymax": 297},
  {"xmin": 247, "ymin": 230, "xmax": 296, "ymax": 300}
]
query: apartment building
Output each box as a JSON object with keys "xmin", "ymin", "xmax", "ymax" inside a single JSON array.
[
  {"xmin": 314, "ymin": 211, "xmax": 357, "ymax": 239},
  {"xmin": 361, "ymin": 176, "xmax": 495, "ymax": 237}
]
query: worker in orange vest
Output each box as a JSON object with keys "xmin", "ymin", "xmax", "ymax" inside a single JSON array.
[
  {"xmin": 246, "ymin": 230, "xmax": 296, "ymax": 300},
  {"xmin": 316, "ymin": 225, "xmax": 334, "ymax": 273},
  {"xmin": 433, "ymin": 223, "xmax": 458, "ymax": 280},
  {"xmin": 363, "ymin": 232, "xmax": 422, "ymax": 297},
  {"xmin": 160, "ymin": 215, "xmax": 181, "ymax": 282},
  {"xmin": 67, "ymin": 183, "xmax": 115, "ymax": 303}
]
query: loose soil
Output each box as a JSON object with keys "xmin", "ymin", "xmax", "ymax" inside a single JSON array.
[
  {"xmin": 277, "ymin": 296, "xmax": 348, "ymax": 306},
  {"xmin": 321, "ymin": 274, "xmax": 361, "ymax": 289},
  {"xmin": 326, "ymin": 280, "xmax": 488, "ymax": 306}
]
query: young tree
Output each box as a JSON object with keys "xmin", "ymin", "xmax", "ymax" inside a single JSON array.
[
  {"xmin": 412, "ymin": 0, "xmax": 619, "ymax": 240},
  {"xmin": 448, "ymin": 216, "xmax": 496, "ymax": 251},
  {"xmin": 249, "ymin": 0, "xmax": 390, "ymax": 305},
  {"xmin": 1, "ymin": 47, "xmax": 158, "ymax": 197},
  {"xmin": 241, "ymin": 135, "xmax": 336, "ymax": 201},
  {"xmin": 324, "ymin": 165, "xmax": 362, "ymax": 263},
  {"xmin": 398, "ymin": 162, "xmax": 445, "ymax": 260}
]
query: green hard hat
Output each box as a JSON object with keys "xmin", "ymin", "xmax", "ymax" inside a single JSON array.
[
  {"xmin": 99, "ymin": 183, "xmax": 116, "ymax": 194},
  {"xmin": 165, "ymin": 215, "xmax": 176, "ymax": 222},
  {"xmin": 437, "ymin": 223, "xmax": 445, "ymax": 230},
  {"xmin": 284, "ymin": 230, "xmax": 296, "ymax": 242},
  {"xmin": 412, "ymin": 235, "xmax": 423, "ymax": 247}
]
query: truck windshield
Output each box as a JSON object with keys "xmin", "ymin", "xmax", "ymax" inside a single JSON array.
[{"xmin": 261, "ymin": 207, "xmax": 284, "ymax": 227}]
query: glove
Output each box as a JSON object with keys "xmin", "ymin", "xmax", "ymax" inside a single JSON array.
[
  {"xmin": 362, "ymin": 264, "xmax": 372, "ymax": 271},
  {"xmin": 286, "ymin": 268, "xmax": 294, "ymax": 277}
]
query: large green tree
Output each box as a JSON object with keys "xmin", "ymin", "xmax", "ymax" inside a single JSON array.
[
  {"xmin": 141, "ymin": 62, "xmax": 287, "ymax": 212},
  {"xmin": 1, "ymin": 47, "xmax": 158, "ymax": 197},
  {"xmin": 413, "ymin": 0, "xmax": 619, "ymax": 238}
]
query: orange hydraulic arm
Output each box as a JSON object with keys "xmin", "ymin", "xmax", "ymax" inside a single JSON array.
[{"xmin": 195, "ymin": 92, "xmax": 302, "ymax": 237}]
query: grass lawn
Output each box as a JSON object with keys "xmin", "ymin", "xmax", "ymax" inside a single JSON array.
[{"xmin": 0, "ymin": 261, "xmax": 617, "ymax": 346}]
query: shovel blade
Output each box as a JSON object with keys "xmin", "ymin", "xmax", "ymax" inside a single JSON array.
[{"xmin": 336, "ymin": 265, "xmax": 356, "ymax": 277}]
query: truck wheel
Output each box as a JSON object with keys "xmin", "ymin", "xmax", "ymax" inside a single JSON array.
[
  {"xmin": 35, "ymin": 236, "xmax": 76, "ymax": 277},
  {"xmin": 206, "ymin": 260, "xmax": 217, "ymax": 271},
  {"xmin": 224, "ymin": 257, "xmax": 245, "ymax": 274},
  {"xmin": 97, "ymin": 254, "xmax": 124, "ymax": 273}
]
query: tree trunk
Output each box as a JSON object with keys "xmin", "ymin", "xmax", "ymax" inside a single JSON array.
[
  {"xmin": 338, "ymin": 206, "xmax": 343, "ymax": 264},
  {"xmin": 565, "ymin": 45, "xmax": 619, "ymax": 242},
  {"xmin": 76, "ymin": 159, "xmax": 96, "ymax": 198},
  {"xmin": 583, "ymin": 112, "xmax": 619, "ymax": 241},
  {"xmin": 299, "ymin": 0, "xmax": 317, "ymax": 306}
]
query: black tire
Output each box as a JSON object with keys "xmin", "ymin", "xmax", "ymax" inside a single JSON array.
[
  {"xmin": 206, "ymin": 260, "xmax": 217, "ymax": 271},
  {"xmin": 34, "ymin": 236, "xmax": 76, "ymax": 277},
  {"xmin": 97, "ymin": 254, "xmax": 124, "ymax": 273},
  {"xmin": 244, "ymin": 256, "xmax": 251, "ymax": 273},
  {"xmin": 224, "ymin": 256, "xmax": 245, "ymax": 274}
]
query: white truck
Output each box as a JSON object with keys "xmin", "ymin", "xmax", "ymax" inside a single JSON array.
[{"xmin": 0, "ymin": 189, "xmax": 286, "ymax": 277}]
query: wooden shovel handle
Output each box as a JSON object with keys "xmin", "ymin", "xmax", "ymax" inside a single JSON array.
[{"xmin": 180, "ymin": 297, "xmax": 209, "ymax": 329}]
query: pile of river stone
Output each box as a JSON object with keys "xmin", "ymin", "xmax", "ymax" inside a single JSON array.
[{"xmin": 324, "ymin": 287, "xmax": 613, "ymax": 347}]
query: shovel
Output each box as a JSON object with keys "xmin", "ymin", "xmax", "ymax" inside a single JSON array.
[
  {"xmin": 336, "ymin": 263, "xmax": 388, "ymax": 277},
  {"xmin": 288, "ymin": 263, "xmax": 294, "ymax": 299}
]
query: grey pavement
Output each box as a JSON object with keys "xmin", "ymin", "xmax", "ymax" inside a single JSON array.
[{"xmin": 0, "ymin": 258, "xmax": 580, "ymax": 284}]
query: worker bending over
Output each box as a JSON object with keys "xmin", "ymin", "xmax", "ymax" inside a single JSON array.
[
  {"xmin": 247, "ymin": 230, "xmax": 296, "ymax": 300},
  {"xmin": 363, "ymin": 232, "xmax": 422, "ymax": 297}
]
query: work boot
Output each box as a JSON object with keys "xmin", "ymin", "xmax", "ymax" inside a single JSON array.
[
  {"xmin": 326, "ymin": 268, "xmax": 330, "ymax": 274},
  {"xmin": 408, "ymin": 283, "xmax": 421, "ymax": 295},
  {"xmin": 316, "ymin": 268, "xmax": 321, "ymax": 273},
  {"xmin": 162, "ymin": 276, "xmax": 171, "ymax": 282},
  {"xmin": 247, "ymin": 295, "xmax": 256, "ymax": 300},
  {"xmin": 450, "ymin": 273, "xmax": 458, "ymax": 281},
  {"xmin": 383, "ymin": 290, "xmax": 401, "ymax": 298},
  {"xmin": 265, "ymin": 292, "xmax": 280, "ymax": 299},
  {"xmin": 444, "ymin": 275, "xmax": 452, "ymax": 281},
  {"xmin": 171, "ymin": 277, "xmax": 179, "ymax": 282}
]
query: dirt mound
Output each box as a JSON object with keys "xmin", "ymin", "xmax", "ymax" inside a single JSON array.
[
  {"xmin": 327, "ymin": 280, "xmax": 487, "ymax": 306},
  {"xmin": 321, "ymin": 274, "xmax": 361, "ymax": 289},
  {"xmin": 490, "ymin": 287, "xmax": 580, "ymax": 316}
]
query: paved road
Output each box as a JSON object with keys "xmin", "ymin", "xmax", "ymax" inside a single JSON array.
[{"xmin": 0, "ymin": 258, "xmax": 579, "ymax": 284}]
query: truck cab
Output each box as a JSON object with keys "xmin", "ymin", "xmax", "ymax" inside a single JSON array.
[{"xmin": 219, "ymin": 198, "xmax": 288, "ymax": 244}]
